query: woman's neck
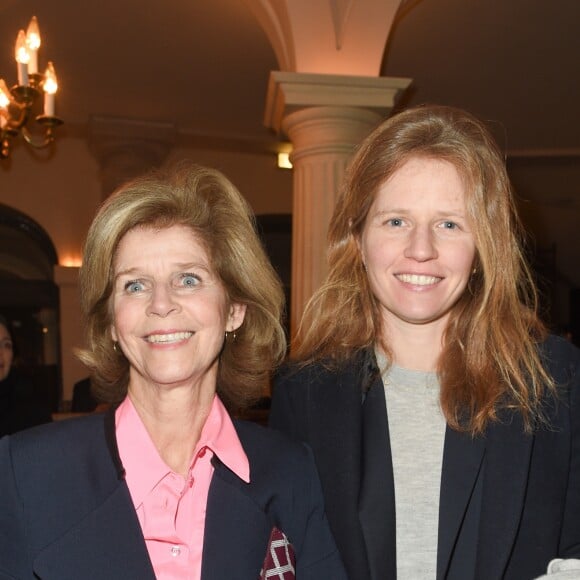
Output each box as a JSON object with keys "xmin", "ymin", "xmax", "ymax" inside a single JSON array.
[
  {"xmin": 127, "ymin": 378, "xmax": 215, "ymax": 476},
  {"xmin": 381, "ymin": 316, "xmax": 447, "ymax": 372}
]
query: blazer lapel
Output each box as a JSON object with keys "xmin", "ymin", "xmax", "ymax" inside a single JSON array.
[
  {"xmin": 201, "ymin": 461, "xmax": 271, "ymax": 580},
  {"xmin": 358, "ymin": 373, "xmax": 397, "ymax": 580},
  {"xmin": 305, "ymin": 358, "xmax": 370, "ymax": 577},
  {"xmin": 307, "ymin": 360, "xmax": 363, "ymax": 493},
  {"xmin": 33, "ymin": 483, "xmax": 155, "ymax": 580},
  {"xmin": 476, "ymin": 413, "xmax": 534, "ymax": 579},
  {"xmin": 279, "ymin": 350, "xmax": 395, "ymax": 579},
  {"xmin": 437, "ymin": 426, "xmax": 485, "ymax": 579}
]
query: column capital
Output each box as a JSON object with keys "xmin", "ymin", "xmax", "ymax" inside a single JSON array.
[
  {"xmin": 264, "ymin": 71, "xmax": 412, "ymax": 134},
  {"xmin": 280, "ymin": 106, "xmax": 383, "ymax": 163}
]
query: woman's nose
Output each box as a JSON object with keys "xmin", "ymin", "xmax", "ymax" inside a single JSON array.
[
  {"xmin": 404, "ymin": 225, "xmax": 438, "ymax": 262},
  {"xmin": 146, "ymin": 284, "xmax": 180, "ymax": 317}
]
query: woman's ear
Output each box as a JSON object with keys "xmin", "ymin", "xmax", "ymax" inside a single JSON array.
[
  {"xmin": 227, "ymin": 303, "xmax": 247, "ymax": 332},
  {"xmin": 110, "ymin": 325, "xmax": 118, "ymax": 342}
]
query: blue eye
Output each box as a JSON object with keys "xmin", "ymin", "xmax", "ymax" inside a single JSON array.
[
  {"xmin": 180, "ymin": 273, "xmax": 200, "ymax": 287},
  {"xmin": 125, "ymin": 280, "xmax": 144, "ymax": 293},
  {"xmin": 441, "ymin": 221, "xmax": 457, "ymax": 230},
  {"xmin": 387, "ymin": 218, "xmax": 404, "ymax": 227}
]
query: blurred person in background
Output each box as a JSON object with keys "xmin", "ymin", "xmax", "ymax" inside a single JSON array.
[
  {"xmin": 0, "ymin": 314, "xmax": 52, "ymax": 437},
  {"xmin": 270, "ymin": 105, "xmax": 580, "ymax": 580}
]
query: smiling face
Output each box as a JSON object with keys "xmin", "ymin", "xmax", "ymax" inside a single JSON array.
[
  {"xmin": 0, "ymin": 323, "xmax": 14, "ymax": 382},
  {"xmin": 110, "ymin": 225, "xmax": 246, "ymax": 396},
  {"xmin": 359, "ymin": 156, "xmax": 476, "ymax": 337}
]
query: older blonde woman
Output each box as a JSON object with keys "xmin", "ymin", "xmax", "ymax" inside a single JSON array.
[{"xmin": 0, "ymin": 163, "xmax": 346, "ymax": 579}]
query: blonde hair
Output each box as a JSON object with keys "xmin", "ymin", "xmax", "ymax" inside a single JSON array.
[
  {"xmin": 78, "ymin": 162, "xmax": 286, "ymax": 411},
  {"xmin": 296, "ymin": 104, "xmax": 552, "ymax": 434}
]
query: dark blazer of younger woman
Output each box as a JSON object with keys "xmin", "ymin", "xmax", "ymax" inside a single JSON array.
[{"xmin": 270, "ymin": 334, "xmax": 580, "ymax": 580}]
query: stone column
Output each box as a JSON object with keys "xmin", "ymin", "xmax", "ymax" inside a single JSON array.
[{"xmin": 265, "ymin": 72, "xmax": 411, "ymax": 336}]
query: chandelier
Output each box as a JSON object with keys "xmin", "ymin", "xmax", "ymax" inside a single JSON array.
[{"xmin": 0, "ymin": 16, "xmax": 63, "ymax": 159}]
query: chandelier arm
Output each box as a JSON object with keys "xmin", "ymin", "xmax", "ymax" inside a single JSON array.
[
  {"xmin": 6, "ymin": 101, "xmax": 31, "ymax": 132},
  {"xmin": 20, "ymin": 124, "xmax": 55, "ymax": 149},
  {"xmin": 1, "ymin": 136, "xmax": 11, "ymax": 159}
]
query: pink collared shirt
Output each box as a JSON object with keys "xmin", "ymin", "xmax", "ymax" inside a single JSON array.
[{"xmin": 116, "ymin": 395, "xmax": 250, "ymax": 580}]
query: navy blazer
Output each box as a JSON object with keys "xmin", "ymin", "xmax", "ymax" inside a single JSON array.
[
  {"xmin": 269, "ymin": 334, "xmax": 580, "ymax": 580},
  {"xmin": 0, "ymin": 410, "xmax": 347, "ymax": 579}
]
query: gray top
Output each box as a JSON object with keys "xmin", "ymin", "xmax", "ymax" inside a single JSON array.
[{"xmin": 377, "ymin": 350, "xmax": 446, "ymax": 579}]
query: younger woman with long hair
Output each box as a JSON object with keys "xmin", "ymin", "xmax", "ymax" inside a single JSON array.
[{"xmin": 270, "ymin": 105, "xmax": 580, "ymax": 580}]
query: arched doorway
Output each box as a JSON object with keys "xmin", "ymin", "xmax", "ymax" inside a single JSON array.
[{"xmin": 0, "ymin": 203, "xmax": 61, "ymax": 411}]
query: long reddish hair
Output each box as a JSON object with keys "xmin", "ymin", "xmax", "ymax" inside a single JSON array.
[{"xmin": 294, "ymin": 104, "xmax": 552, "ymax": 434}]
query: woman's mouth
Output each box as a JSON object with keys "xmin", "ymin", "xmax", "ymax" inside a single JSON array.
[
  {"xmin": 396, "ymin": 273, "xmax": 441, "ymax": 286},
  {"xmin": 145, "ymin": 331, "xmax": 194, "ymax": 344}
]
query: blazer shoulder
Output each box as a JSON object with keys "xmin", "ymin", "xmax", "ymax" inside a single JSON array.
[
  {"xmin": 9, "ymin": 412, "xmax": 108, "ymax": 455},
  {"xmin": 234, "ymin": 419, "xmax": 313, "ymax": 471},
  {"xmin": 274, "ymin": 360, "xmax": 335, "ymax": 389},
  {"xmin": 234, "ymin": 420, "xmax": 332, "ymax": 497},
  {"xmin": 542, "ymin": 334, "xmax": 580, "ymax": 364},
  {"xmin": 9, "ymin": 412, "xmax": 106, "ymax": 451},
  {"xmin": 4, "ymin": 412, "xmax": 119, "ymax": 498},
  {"xmin": 275, "ymin": 349, "xmax": 374, "ymax": 391},
  {"xmin": 540, "ymin": 334, "xmax": 580, "ymax": 390}
]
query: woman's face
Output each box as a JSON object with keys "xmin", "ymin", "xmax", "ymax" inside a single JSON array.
[
  {"xmin": 110, "ymin": 225, "xmax": 246, "ymax": 395},
  {"xmin": 359, "ymin": 156, "xmax": 476, "ymax": 335},
  {"xmin": 0, "ymin": 323, "xmax": 14, "ymax": 381}
]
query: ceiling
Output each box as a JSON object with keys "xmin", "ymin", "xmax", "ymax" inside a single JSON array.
[{"xmin": 1, "ymin": 0, "xmax": 578, "ymax": 154}]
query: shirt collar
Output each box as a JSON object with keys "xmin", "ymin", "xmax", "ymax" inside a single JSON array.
[
  {"xmin": 201, "ymin": 394, "xmax": 250, "ymax": 483},
  {"xmin": 115, "ymin": 394, "xmax": 250, "ymax": 509}
]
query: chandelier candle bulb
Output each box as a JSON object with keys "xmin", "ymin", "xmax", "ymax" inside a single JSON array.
[
  {"xmin": 0, "ymin": 80, "xmax": 8, "ymax": 128},
  {"xmin": 43, "ymin": 62, "xmax": 57, "ymax": 116},
  {"xmin": 26, "ymin": 17, "xmax": 41, "ymax": 75},
  {"xmin": 15, "ymin": 30, "xmax": 29, "ymax": 86},
  {"xmin": 43, "ymin": 92, "xmax": 55, "ymax": 117},
  {"xmin": 0, "ymin": 79, "xmax": 10, "ymax": 108}
]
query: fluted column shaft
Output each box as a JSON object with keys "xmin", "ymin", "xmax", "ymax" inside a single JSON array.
[{"xmin": 283, "ymin": 106, "xmax": 383, "ymax": 335}]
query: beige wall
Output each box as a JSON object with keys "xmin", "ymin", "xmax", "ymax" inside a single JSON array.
[
  {"xmin": 1, "ymin": 137, "xmax": 102, "ymax": 266},
  {"xmin": 166, "ymin": 147, "xmax": 293, "ymax": 215}
]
